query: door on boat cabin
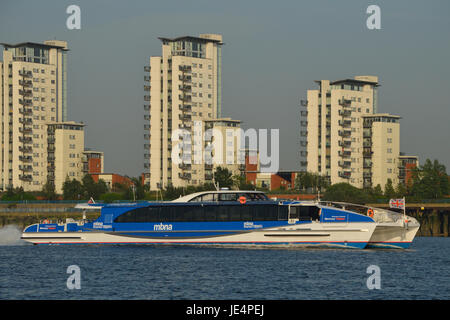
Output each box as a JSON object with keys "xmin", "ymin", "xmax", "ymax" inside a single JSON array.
[{"xmin": 288, "ymin": 205, "xmax": 321, "ymax": 224}]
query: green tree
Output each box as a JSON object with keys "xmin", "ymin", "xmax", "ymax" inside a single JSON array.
[
  {"xmin": 213, "ymin": 167, "xmax": 233, "ymax": 189},
  {"xmin": 62, "ymin": 177, "xmax": 84, "ymax": 200},
  {"xmin": 41, "ymin": 178, "xmax": 58, "ymax": 200},
  {"xmin": 410, "ymin": 159, "xmax": 449, "ymax": 199},
  {"xmin": 322, "ymin": 183, "xmax": 370, "ymax": 204},
  {"xmin": 384, "ymin": 178, "xmax": 396, "ymax": 199}
]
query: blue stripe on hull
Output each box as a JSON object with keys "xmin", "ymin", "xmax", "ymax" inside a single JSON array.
[
  {"xmin": 33, "ymin": 241, "xmax": 368, "ymax": 249},
  {"xmin": 366, "ymin": 242, "xmax": 412, "ymax": 249}
]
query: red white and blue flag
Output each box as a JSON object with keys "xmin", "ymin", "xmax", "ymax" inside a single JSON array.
[{"xmin": 389, "ymin": 198, "xmax": 405, "ymax": 209}]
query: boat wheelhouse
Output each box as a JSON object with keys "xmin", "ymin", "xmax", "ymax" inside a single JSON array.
[{"xmin": 21, "ymin": 190, "xmax": 377, "ymax": 248}]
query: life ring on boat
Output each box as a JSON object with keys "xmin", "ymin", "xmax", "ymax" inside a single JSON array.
[
  {"xmin": 239, "ymin": 196, "xmax": 247, "ymax": 204},
  {"xmin": 42, "ymin": 219, "xmax": 50, "ymax": 224},
  {"xmin": 367, "ymin": 209, "xmax": 374, "ymax": 218}
]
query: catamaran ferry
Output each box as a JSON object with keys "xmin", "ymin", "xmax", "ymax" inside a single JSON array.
[
  {"xmin": 318, "ymin": 201, "xmax": 420, "ymax": 249},
  {"xmin": 21, "ymin": 190, "xmax": 377, "ymax": 249}
]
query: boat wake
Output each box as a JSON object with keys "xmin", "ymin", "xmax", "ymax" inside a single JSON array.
[{"xmin": 0, "ymin": 225, "xmax": 29, "ymax": 246}]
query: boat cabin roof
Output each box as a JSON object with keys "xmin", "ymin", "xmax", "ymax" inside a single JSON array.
[{"xmin": 172, "ymin": 190, "xmax": 270, "ymax": 203}]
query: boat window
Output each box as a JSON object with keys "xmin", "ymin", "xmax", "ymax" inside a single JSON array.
[
  {"xmin": 201, "ymin": 193, "xmax": 216, "ymax": 202},
  {"xmin": 246, "ymin": 193, "xmax": 269, "ymax": 201},
  {"xmin": 114, "ymin": 203, "xmax": 284, "ymax": 223},
  {"xmin": 278, "ymin": 206, "xmax": 288, "ymax": 220},
  {"xmin": 114, "ymin": 207, "xmax": 160, "ymax": 223},
  {"xmin": 219, "ymin": 193, "xmax": 238, "ymax": 201},
  {"xmin": 290, "ymin": 206, "xmax": 320, "ymax": 221}
]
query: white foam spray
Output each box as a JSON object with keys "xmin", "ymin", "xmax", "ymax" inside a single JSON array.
[{"xmin": 0, "ymin": 225, "xmax": 28, "ymax": 246}]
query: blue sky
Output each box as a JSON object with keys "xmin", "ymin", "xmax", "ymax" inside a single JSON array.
[{"xmin": 1, "ymin": 0, "xmax": 449, "ymax": 176}]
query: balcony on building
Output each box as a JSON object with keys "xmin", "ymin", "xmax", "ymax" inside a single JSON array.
[
  {"xmin": 179, "ymin": 163, "xmax": 192, "ymax": 170},
  {"xmin": 338, "ymin": 171, "xmax": 351, "ymax": 179},
  {"xmin": 144, "ymin": 85, "xmax": 151, "ymax": 92},
  {"xmin": 18, "ymin": 70, "xmax": 32, "ymax": 78},
  {"xmin": 19, "ymin": 155, "xmax": 33, "ymax": 162},
  {"xmin": 338, "ymin": 150, "xmax": 351, "ymax": 158},
  {"xmin": 18, "ymin": 127, "xmax": 32, "ymax": 135},
  {"xmin": 19, "ymin": 136, "xmax": 32, "ymax": 144},
  {"xmin": 179, "ymin": 172, "xmax": 192, "ymax": 180},
  {"xmin": 338, "ymin": 99, "xmax": 352, "ymax": 107},
  {"xmin": 338, "ymin": 161, "xmax": 351, "ymax": 169},
  {"xmin": 179, "ymin": 94, "xmax": 192, "ymax": 102},
  {"xmin": 19, "ymin": 99, "xmax": 32, "ymax": 106},
  {"xmin": 19, "ymin": 79, "xmax": 33, "ymax": 87},
  {"xmin": 19, "ymin": 146, "xmax": 32, "ymax": 153},
  {"xmin": 339, "ymin": 109, "xmax": 352, "ymax": 117},
  {"xmin": 363, "ymin": 160, "xmax": 372, "ymax": 168},
  {"xmin": 144, "ymin": 66, "xmax": 151, "ymax": 72},
  {"xmin": 19, "ymin": 165, "xmax": 33, "ymax": 172},
  {"xmin": 338, "ymin": 130, "xmax": 351, "ymax": 138},
  {"xmin": 19, "ymin": 174, "xmax": 33, "ymax": 181},
  {"xmin": 338, "ymin": 119, "xmax": 352, "ymax": 128},
  {"xmin": 19, "ymin": 107, "xmax": 33, "ymax": 116},
  {"xmin": 338, "ymin": 140, "xmax": 351, "ymax": 148},
  {"xmin": 144, "ymin": 104, "xmax": 150, "ymax": 111},
  {"xmin": 179, "ymin": 114, "xmax": 192, "ymax": 121},
  {"xmin": 18, "ymin": 89, "xmax": 32, "ymax": 97},
  {"xmin": 179, "ymin": 65, "xmax": 192, "ymax": 73}
]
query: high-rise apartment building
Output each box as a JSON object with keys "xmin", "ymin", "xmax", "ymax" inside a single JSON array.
[
  {"xmin": 302, "ymin": 76, "xmax": 404, "ymax": 190},
  {"xmin": 47, "ymin": 121, "xmax": 85, "ymax": 194},
  {"xmin": 1, "ymin": 41, "xmax": 68, "ymax": 191},
  {"xmin": 144, "ymin": 34, "xmax": 233, "ymax": 190}
]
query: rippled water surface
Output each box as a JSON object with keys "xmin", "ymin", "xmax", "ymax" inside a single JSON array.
[{"xmin": 0, "ymin": 226, "xmax": 448, "ymax": 300}]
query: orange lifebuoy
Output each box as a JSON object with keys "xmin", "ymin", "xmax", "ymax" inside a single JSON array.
[
  {"xmin": 239, "ymin": 196, "xmax": 247, "ymax": 204},
  {"xmin": 42, "ymin": 219, "xmax": 49, "ymax": 224},
  {"xmin": 367, "ymin": 209, "xmax": 374, "ymax": 218}
]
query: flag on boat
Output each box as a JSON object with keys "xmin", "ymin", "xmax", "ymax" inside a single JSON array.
[
  {"xmin": 88, "ymin": 197, "xmax": 95, "ymax": 204},
  {"xmin": 389, "ymin": 198, "xmax": 405, "ymax": 209}
]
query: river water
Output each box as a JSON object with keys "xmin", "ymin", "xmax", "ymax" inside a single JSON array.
[{"xmin": 0, "ymin": 225, "xmax": 448, "ymax": 300}]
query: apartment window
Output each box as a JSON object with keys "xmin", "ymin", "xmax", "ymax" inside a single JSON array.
[
  {"xmin": 199, "ymin": 93, "xmax": 202, "ymax": 97},
  {"xmin": 51, "ymin": 70, "xmax": 55, "ymax": 75},
  {"xmin": 192, "ymin": 63, "xmax": 197, "ymax": 67},
  {"xmin": 387, "ymin": 148, "xmax": 392, "ymax": 153},
  {"xmin": 41, "ymin": 107, "xmax": 45, "ymax": 111},
  {"xmin": 208, "ymin": 94, "xmax": 212, "ymax": 98},
  {"xmin": 387, "ymin": 128, "xmax": 392, "ymax": 133},
  {"xmin": 33, "ymin": 87, "xmax": 39, "ymax": 92},
  {"xmin": 41, "ymin": 79, "xmax": 45, "ymax": 83},
  {"xmin": 199, "ymin": 64, "xmax": 202, "ymax": 68},
  {"xmin": 387, "ymin": 138, "xmax": 392, "ymax": 143},
  {"xmin": 208, "ymin": 65, "xmax": 212, "ymax": 70},
  {"xmin": 41, "ymin": 69, "xmax": 45, "ymax": 74},
  {"xmin": 51, "ymin": 80, "xmax": 55, "ymax": 84},
  {"xmin": 387, "ymin": 168, "xmax": 392, "ymax": 173}
]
